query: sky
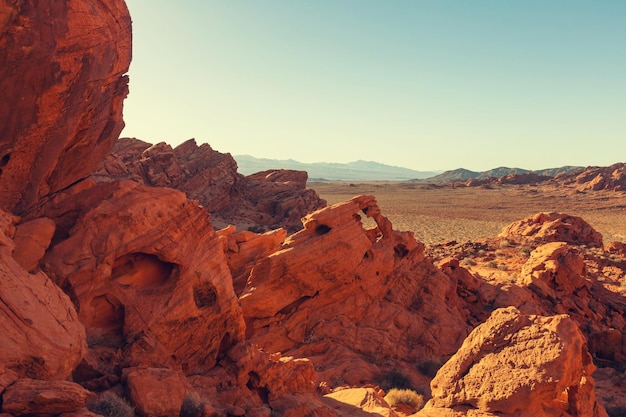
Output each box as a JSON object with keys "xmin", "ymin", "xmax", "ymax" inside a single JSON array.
[{"xmin": 122, "ymin": 1, "xmax": 626, "ymax": 172}]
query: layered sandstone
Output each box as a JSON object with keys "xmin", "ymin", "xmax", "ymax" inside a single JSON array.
[
  {"xmin": 0, "ymin": 0, "xmax": 131, "ymax": 214},
  {"xmin": 95, "ymin": 137, "xmax": 326, "ymax": 233},
  {"xmin": 240, "ymin": 195, "xmax": 471, "ymax": 389},
  {"xmin": 42, "ymin": 180, "xmax": 245, "ymax": 375}
]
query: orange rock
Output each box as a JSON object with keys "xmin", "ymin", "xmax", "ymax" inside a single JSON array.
[
  {"xmin": 12, "ymin": 217, "xmax": 55, "ymax": 272},
  {"xmin": 521, "ymin": 242, "xmax": 588, "ymax": 300},
  {"xmin": 427, "ymin": 307, "xmax": 607, "ymax": 416},
  {"xmin": 1, "ymin": 379, "xmax": 92, "ymax": 415},
  {"xmin": 95, "ymin": 138, "xmax": 326, "ymax": 233},
  {"xmin": 240, "ymin": 195, "xmax": 470, "ymax": 388},
  {"xmin": 1, "ymin": 211, "xmax": 86, "ymax": 380},
  {"xmin": 124, "ymin": 368, "xmax": 189, "ymax": 417},
  {"xmin": 42, "ymin": 181, "xmax": 245, "ymax": 375},
  {"xmin": 323, "ymin": 387, "xmax": 399, "ymax": 417},
  {"xmin": 500, "ymin": 212, "xmax": 603, "ymax": 247},
  {"xmin": 0, "ymin": 0, "xmax": 131, "ymax": 214}
]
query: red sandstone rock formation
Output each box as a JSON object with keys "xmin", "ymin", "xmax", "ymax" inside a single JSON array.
[
  {"xmin": 499, "ymin": 212, "xmax": 603, "ymax": 247},
  {"xmin": 568, "ymin": 163, "xmax": 626, "ymax": 191},
  {"xmin": 0, "ymin": 0, "xmax": 131, "ymax": 214},
  {"xmin": 0, "ymin": 210, "xmax": 87, "ymax": 381},
  {"xmin": 421, "ymin": 307, "xmax": 608, "ymax": 417},
  {"xmin": 42, "ymin": 180, "xmax": 245, "ymax": 375},
  {"xmin": 1, "ymin": 379, "xmax": 92, "ymax": 416},
  {"xmin": 95, "ymin": 137, "xmax": 327, "ymax": 233},
  {"xmin": 240, "ymin": 195, "xmax": 471, "ymax": 390}
]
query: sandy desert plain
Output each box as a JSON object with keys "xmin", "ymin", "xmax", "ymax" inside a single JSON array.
[{"xmin": 311, "ymin": 181, "xmax": 626, "ymax": 247}]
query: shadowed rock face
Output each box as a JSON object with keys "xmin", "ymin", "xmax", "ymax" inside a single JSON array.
[{"xmin": 0, "ymin": 0, "xmax": 132, "ymax": 214}]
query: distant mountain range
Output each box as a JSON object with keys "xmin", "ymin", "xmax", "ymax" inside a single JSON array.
[
  {"xmin": 234, "ymin": 155, "xmax": 440, "ymax": 181},
  {"xmin": 234, "ymin": 155, "xmax": 585, "ymax": 182},
  {"xmin": 425, "ymin": 166, "xmax": 584, "ymax": 183}
]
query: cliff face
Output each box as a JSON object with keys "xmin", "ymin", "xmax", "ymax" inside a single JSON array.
[
  {"xmin": 1, "ymin": 1, "xmax": 624, "ymax": 416},
  {"xmin": 0, "ymin": 0, "xmax": 131, "ymax": 214}
]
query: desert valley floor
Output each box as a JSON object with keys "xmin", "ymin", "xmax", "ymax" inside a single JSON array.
[{"xmin": 311, "ymin": 181, "xmax": 626, "ymax": 246}]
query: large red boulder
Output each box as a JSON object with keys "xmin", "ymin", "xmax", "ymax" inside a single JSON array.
[{"xmin": 0, "ymin": 0, "xmax": 131, "ymax": 214}]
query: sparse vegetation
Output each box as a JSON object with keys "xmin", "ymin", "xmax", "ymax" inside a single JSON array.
[
  {"xmin": 180, "ymin": 392, "xmax": 203, "ymax": 417},
  {"xmin": 519, "ymin": 246, "xmax": 532, "ymax": 257},
  {"xmin": 486, "ymin": 260, "xmax": 499, "ymax": 268},
  {"xmin": 417, "ymin": 359, "xmax": 442, "ymax": 378},
  {"xmin": 497, "ymin": 264, "xmax": 508, "ymax": 271},
  {"xmin": 87, "ymin": 392, "xmax": 134, "ymax": 417},
  {"xmin": 606, "ymin": 406, "xmax": 626, "ymax": 417},
  {"xmin": 499, "ymin": 240, "xmax": 511, "ymax": 248},
  {"xmin": 384, "ymin": 388, "xmax": 425, "ymax": 412},
  {"xmin": 377, "ymin": 370, "xmax": 413, "ymax": 391},
  {"xmin": 461, "ymin": 257, "xmax": 477, "ymax": 266}
]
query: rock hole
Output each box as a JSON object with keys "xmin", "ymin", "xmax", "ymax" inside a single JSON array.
[
  {"xmin": 0, "ymin": 152, "xmax": 9, "ymax": 168},
  {"xmin": 111, "ymin": 253, "xmax": 176, "ymax": 289},
  {"xmin": 315, "ymin": 224, "xmax": 332, "ymax": 235},
  {"xmin": 246, "ymin": 371, "xmax": 269, "ymax": 404},
  {"xmin": 193, "ymin": 283, "xmax": 218, "ymax": 309},
  {"xmin": 86, "ymin": 294, "xmax": 124, "ymax": 348},
  {"xmin": 217, "ymin": 332, "xmax": 233, "ymax": 359},
  {"xmin": 394, "ymin": 244, "xmax": 409, "ymax": 259}
]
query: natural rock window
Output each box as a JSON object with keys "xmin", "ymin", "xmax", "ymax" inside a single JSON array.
[
  {"xmin": 111, "ymin": 252, "xmax": 176, "ymax": 289},
  {"xmin": 315, "ymin": 224, "xmax": 332, "ymax": 235}
]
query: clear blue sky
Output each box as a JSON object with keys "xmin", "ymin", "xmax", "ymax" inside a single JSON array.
[{"xmin": 122, "ymin": 1, "xmax": 625, "ymax": 171}]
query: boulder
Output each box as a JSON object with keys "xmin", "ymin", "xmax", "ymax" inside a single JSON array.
[
  {"xmin": 323, "ymin": 387, "xmax": 399, "ymax": 417},
  {"xmin": 0, "ymin": 0, "xmax": 131, "ymax": 214},
  {"xmin": 124, "ymin": 368, "xmax": 188, "ymax": 417},
  {"xmin": 1, "ymin": 379, "xmax": 92, "ymax": 416},
  {"xmin": 500, "ymin": 212, "xmax": 603, "ymax": 247},
  {"xmin": 12, "ymin": 217, "xmax": 56, "ymax": 272},
  {"xmin": 425, "ymin": 307, "xmax": 607, "ymax": 417}
]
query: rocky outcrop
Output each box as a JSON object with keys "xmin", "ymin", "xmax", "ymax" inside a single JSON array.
[
  {"xmin": 422, "ymin": 307, "xmax": 607, "ymax": 417},
  {"xmin": 569, "ymin": 163, "xmax": 626, "ymax": 191},
  {"xmin": 1, "ymin": 379, "xmax": 92, "ymax": 416},
  {"xmin": 499, "ymin": 212, "xmax": 603, "ymax": 247},
  {"xmin": 240, "ymin": 195, "xmax": 470, "ymax": 389},
  {"xmin": 0, "ymin": 210, "xmax": 86, "ymax": 380},
  {"xmin": 94, "ymin": 138, "xmax": 326, "ymax": 233},
  {"xmin": 0, "ymin": 0, "xmax": 132, "ymax": 214},
  {"xmin": 42, "ymin": 180, "xmax": 245, "ymax": 375}
]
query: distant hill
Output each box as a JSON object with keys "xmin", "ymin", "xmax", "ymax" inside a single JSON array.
[
  {"xmin": 424, "ymin": 166, "xmax": 583, "ymax": 183},
  {"xmin": 234, "ymin": 155, "xmax": 440, "ymax": 181}
]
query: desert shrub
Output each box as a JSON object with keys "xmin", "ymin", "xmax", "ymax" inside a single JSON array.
[
  {"xmin": 384, "ymin": 388, "xmax": 425, "ymax": 412},
  {"xmin": 519, "ymin": 246, "xmax": 532, "ymax": 257},
  {"xmin": 461, "ymin": 257, "xmax": 477, "ymax": 266},
  {"xmin": 497, "ymin": 264, "xmax": 508, "ymax": 271},
  {"xmin": 494, "ymin": 249, "xmax": 507, "ymax": 258},
  {"xmin": 87, "ymin": 392, "xmax": 134, "ymax": 417},
  {"xmin": 486, "ymin": 260, "xmax": 498, "ymax": 268},
  {"xmin": 377, "ymin": 370, "xmax": 413, "ymax": 391},
  {"xmin": 180, "ymin": 392, "xmax": 203, "ymax": 417},
  {"xmin": 417, "ymin": 359, "xmax": 442, "ymax": 378},
  {"xmin": 499, "ymin": 240, "xmax": 511, "ymax": 248},
  {"xmin": 606, "ymin": 406, "xmax": 626, "ymax": 417}
]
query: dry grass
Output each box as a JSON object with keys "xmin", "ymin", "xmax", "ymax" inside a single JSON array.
[
  {"xmin": 311, "ymin": 182, "xmax": 626, "ymax": 246},
  {"xmin": 384, "ymin": 388, "xmax": 425, "ymax": 412}
]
